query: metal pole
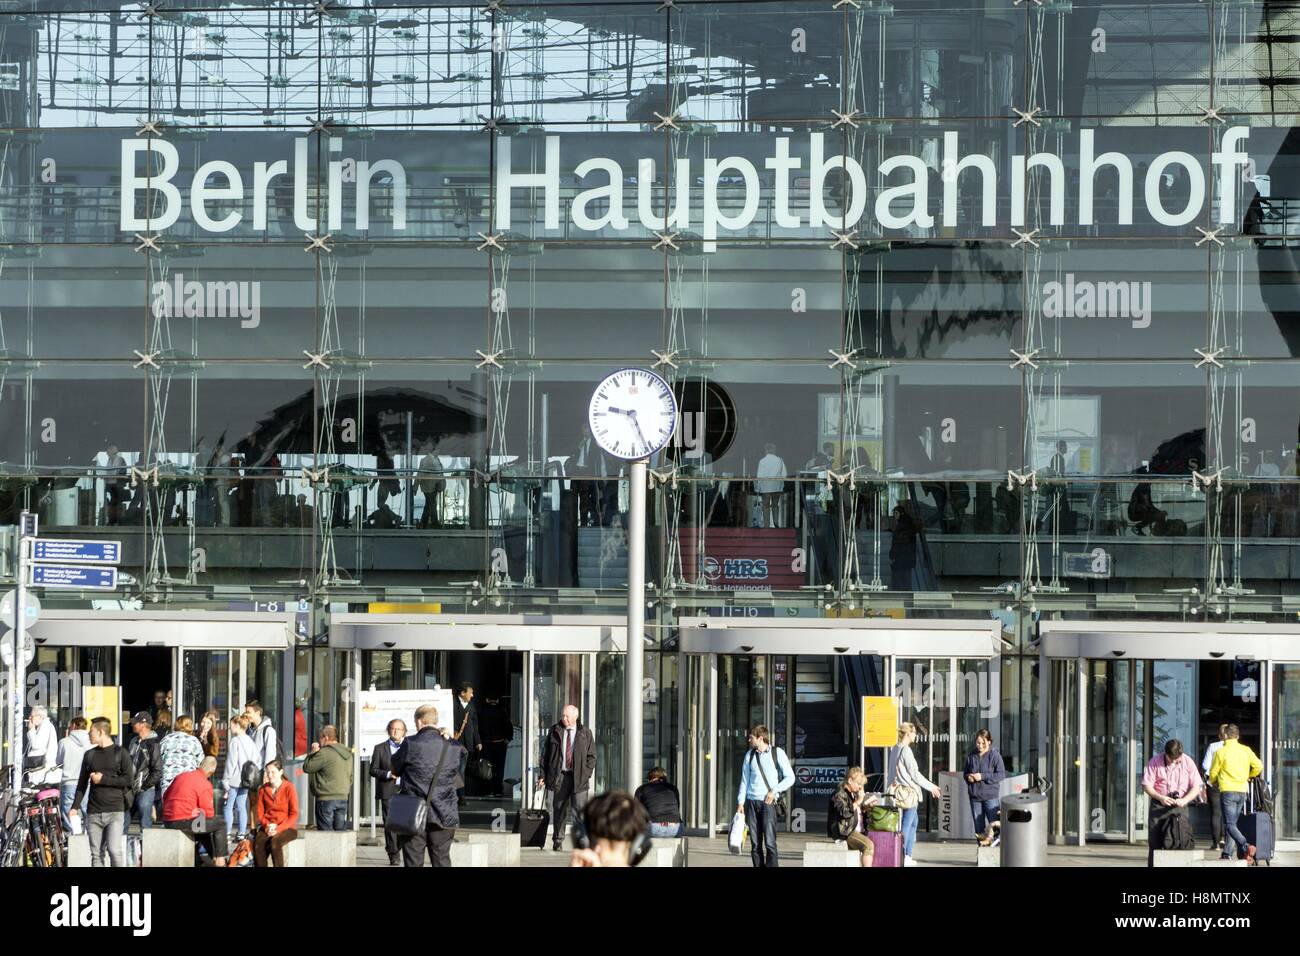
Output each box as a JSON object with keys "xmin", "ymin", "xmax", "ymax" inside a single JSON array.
[
  {"xmin": 1077, "ymin": 656, "xmax": 1087, "ymax": 847},
  {"xmin": 625, "ymin": 458, "xmax": 646, "ymax": 793},
  {"xmin": 11, "ymin": 517, "xmax": 29, "ymax": 798}
]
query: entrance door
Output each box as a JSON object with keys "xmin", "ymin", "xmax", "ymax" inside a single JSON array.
[
  {"xmin": 527, "ymin": 652, "xmax": 594, "ymax": 808},
  {"xmin": 1272, "ymin": 662, "xmax": 1300, "ymax": 842},
  {"xmin": 119, "ymin": 646, "xmax": 176, "ymax": 725}
]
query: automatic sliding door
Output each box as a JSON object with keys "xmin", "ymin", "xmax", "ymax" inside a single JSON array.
[
  {"xmin": 1272, "ymin": 663, "xmax": 1300, "ymax": 841},
  {"xmin": 714, "ymin": 656, "xmax": 768, "ymax": 826}
]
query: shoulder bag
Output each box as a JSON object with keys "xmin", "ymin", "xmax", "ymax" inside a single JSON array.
[
  {"xmin": 385, "ymin": 738, "xmax": 453, "ymax": 838},
  {"xmin": 888, "ymin": 745, "xmax": 920, "ymax": 810},
  {"xmin": 750, "ymin": 747, "xmax": 789, "ymax": 822}
]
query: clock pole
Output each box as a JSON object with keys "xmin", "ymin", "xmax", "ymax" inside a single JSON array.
[{"xmin": 625, "ymin": 457, "xmax": 646, "ymax": 794}]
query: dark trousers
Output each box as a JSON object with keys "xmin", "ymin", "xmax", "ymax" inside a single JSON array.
[
  {"xmin": 484, "ymin": 742, "xmax": 508, "ymax": 795},
  {"xmin": 549, "ymin": 771, "xmax": 588, "ymax": 849},
  {"xmin": 165, "ymin": 816, "xmax": 229, "ymax": 861},
  {"xmin": 400, "ymin": 822, "xmax": 455, "ymax": 867},
  {"xmin": 1206, "ymin": 784, "xmax": 1223, "ymax": 846},
  {"xmin": 253, "ymin": 828, "xmax": 297, "ymax": 867},
  {"xmin": 378, "ymin": 793, "xmax": 401, "ymax": 860},
  {"xmin": 315, "ymin": 799, "xmax": 348, "ymax": 831},
  {"xmin": 744, "ymin": 799, "xmax": 779, "ymax": 867}
]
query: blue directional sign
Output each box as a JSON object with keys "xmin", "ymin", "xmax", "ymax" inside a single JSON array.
[
  {"xmin": 29, "ymin": 565, "xmax": 119, "ymax": 590},
  {"xmin": 32, "ymin": 538, "xmax": 121, "ymax": 565}
]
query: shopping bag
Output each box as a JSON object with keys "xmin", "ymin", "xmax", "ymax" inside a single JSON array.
[{"xmin": 728, "ymin": 811, "xmax": 747, "ymax": 855}]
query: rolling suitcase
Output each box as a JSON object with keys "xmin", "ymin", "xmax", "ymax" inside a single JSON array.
[
  {"xmin": 867, "ymin": 828, "xmax": 903, "ymax": 868},
  {"xmin": 1237, "ymin": 778, "xmax": 1274, "ymax": 865},
  {"xmin": 514, "ymin": 809, "xmax": 550, "ymax": 849}
]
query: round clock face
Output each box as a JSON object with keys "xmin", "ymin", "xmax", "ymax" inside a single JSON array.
[{"xmin": 588, "ymin": 367, "xmax": 678, "ymax": 460}]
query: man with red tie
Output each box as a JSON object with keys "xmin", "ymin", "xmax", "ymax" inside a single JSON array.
[{"xmin": 541, "ymin": 705, "xmax": 596, "ymax": 852}]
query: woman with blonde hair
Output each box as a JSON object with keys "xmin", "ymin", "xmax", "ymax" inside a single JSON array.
[
  {"xmin": 890, "ymin": 722, "xmax": 941, "ymax": 867},
  {"xmin": 828, "ymin": 766, "xmax": 879, "ymax": 866}
]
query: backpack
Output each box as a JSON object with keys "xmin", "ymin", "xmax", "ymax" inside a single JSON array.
[{"xmin": 227, "ymin": 838, "xmax": 255, "ymax": 868}]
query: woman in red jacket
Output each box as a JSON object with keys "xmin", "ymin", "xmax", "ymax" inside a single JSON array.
[{"xmin": 254, "ymin": 759, "xmax": 299, "ymax": 867}]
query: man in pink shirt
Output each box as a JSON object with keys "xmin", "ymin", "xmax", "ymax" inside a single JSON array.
[{"xmin": 1141, "ymin": 739, "xmax": 1202, "ymax": 866}]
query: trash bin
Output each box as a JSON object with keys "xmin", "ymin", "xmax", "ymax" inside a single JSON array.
[{"xmin": 1000, "ymin": 791, "xmax": 1048, "ymax": 867}]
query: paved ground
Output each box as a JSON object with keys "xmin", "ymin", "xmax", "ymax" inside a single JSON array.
[{"xmin": 355, "ymin": 830, "xmax": 1296, "ymax": 867}]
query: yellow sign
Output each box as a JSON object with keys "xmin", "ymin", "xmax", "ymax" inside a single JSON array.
[
  {"xmin": 82, "ymin": 686, "xmax": 121, "ymax": 735},
  {"xmin": 367, "ymin": 603, "xmax": 442, "ymax": 614},
  {"xmin": 861, "ymin": 696, "xmax": 898, "ymax": 748}
]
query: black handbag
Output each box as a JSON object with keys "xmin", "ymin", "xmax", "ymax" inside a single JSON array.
[
  {"xmin": 470, "ymin": 754, "xmax": 494, "ymax": 783},
  {"xmin": 751, "ymin": 747, "xmax": 790, "ymax": 823},
  {"xmin": 386, "ymin": 739, "xmax": 453, "ymax": 838},
  {"xmin": 239, "ymin": 760, "xmax": 261, "ymax": 791}
]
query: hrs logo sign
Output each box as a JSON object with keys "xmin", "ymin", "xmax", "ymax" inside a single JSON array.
[{"xmin": 704, "ymin": 556, "xmax": 770, "ymax": 582}]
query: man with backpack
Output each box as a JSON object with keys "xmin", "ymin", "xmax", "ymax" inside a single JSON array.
[
  {"xmin": 735, "ymin": 724, "xmax": 794, "ymax": 867},
  {"xmin": 242, "ymin": 700, "xmax": 284, "ymax": 827},
  {"xmin": 1141, "ymin": 738, "xmax": 1201, "ymax": 866},
  {"xmin": 69, "ymin": 716, "xmax": 135, "ymax": 867}
]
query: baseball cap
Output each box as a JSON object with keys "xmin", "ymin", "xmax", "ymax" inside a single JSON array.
[{"xmin": 130, "ymin": 711, "xmax": 152, "ymax": 726}]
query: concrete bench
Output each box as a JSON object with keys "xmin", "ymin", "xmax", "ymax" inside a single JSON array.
[
  {"xmin": 643, "ymin": 838, "xmax": 685, "ymax": 867},
  {"xmin": 1152, "ymin": 850, "xmax": 1247, "ymax": 868},
  {"xmin": 303, "ymin": 830, "xmax": 357, "ymax": 867},
  {"xmin": 803, "ymin": 842, "xmax": 859, "ymax": 867},
  {"xmin": 466, "ymin": 831, "xmax": 521, "ymax": 867},
  {"xmin": 449, "ymin": 842, "xmax": 490, "ymax": 867},
  {"xmin": 282, "ymin": 836, "xmax": 307, "ymax": 866},
  {"xmin": 141, "ymin": 827, "xmax": 195, "ymax": 867},
  {"xmin": 976, "ymin": 845, "xmax": 1000, "ymax": 867}
]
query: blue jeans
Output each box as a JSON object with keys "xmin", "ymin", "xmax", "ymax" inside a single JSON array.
[
  {"xmin": 60, "ymin": 782, "xmax": 86, "ymax": 831},
  {"xmin": 970, "ymin": 798, "xmax": 1000, "ymax": 836},
  {"xmin": 315, "ymin": 799, "xmax": 348, "ymax": 831},
  {"xmin": 649, "ymin": 821, "xmax": 683, "ymax": 838},
  {"xmin": 743, "ymin": 799, "xmax": 779, "ymax": 867},
  {"xmin": 224, "ymin": 787, "xmax": 249, "ymax": 835},
  {"xmin": 1221, "ymin": 791, "xmax": 1250, "ymax": 859},
  {"xmin": 124, "ymin": 788, "xmax": 155, "ymax": 834},
  {"xmin": 901, "ymin": 805, "xmax": 919, "ymax": 859}
]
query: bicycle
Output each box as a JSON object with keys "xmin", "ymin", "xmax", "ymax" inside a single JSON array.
[{"xmin": 0, "ymin": 764, "xmax": 66, "ymax": 868}]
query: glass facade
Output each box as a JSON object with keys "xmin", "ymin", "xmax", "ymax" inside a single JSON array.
[{"xmin": 3, "ymin": 0, "xmax": 1300, "ymax": 846}]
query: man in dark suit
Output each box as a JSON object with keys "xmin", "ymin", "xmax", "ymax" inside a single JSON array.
[
  {"xmin": 541, "ymin": 704, "xmax": 596, "ymax": 851},
  {"xmin": 391, "ymin": 704, "xmax": 459, "ymax": 868},
  {"xmin": 369, "ymin": 718, "xmax": 407, "ymax": 865},
  {"xmin": 452, "ymin": 683, "xmax": 481, "ymax": 806}
]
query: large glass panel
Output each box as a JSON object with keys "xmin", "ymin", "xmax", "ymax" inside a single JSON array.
[
  {"xmin": 594, "ymin": 651, "xmax": 625, "ymax": 793},
  {"xmin": 714, "ymin": 654, "xmax": 767, "ymax": 825},
  {"xmin": 530, "ymin": 651, "xmax": 586, "ymax": 797},
  {"xmin": 1085, "ymin": 658, "xmax": 1131, "ymax": 839},
  {"xmin": 896, "ymin": 656, "xmax": 950, "ymax": 832},
  {"xmin": 1272, "ymin": 662, "xmax": 1300, "ymax": 841}
]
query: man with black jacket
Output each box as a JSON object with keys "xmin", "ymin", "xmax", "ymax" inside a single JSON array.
[
  {"xmin": 69, "ymin": 717, "xmax": 135, "ymax": 867},
  {"xmin": 541, "ymin": 704, "xmax": 595, "ymax": 851},
  {"xmin": 369, "ymin": 718, "xmax": 407, "ymax": 865},
  {"xmin": 452, "ymin": 683, "xmax": 481, "ymax": 805},
  {"xmin": 392, "ymin": 704, "xmax": 460, "ymax": 867},
  {"xmin": 124, "ymin": 712, "xmax": 162, "ymax": 835}
]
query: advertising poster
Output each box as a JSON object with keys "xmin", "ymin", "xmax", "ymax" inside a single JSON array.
[
  {"xmin": 358, "ymin": 687, "xmax": 453, "ymax": 754},
  {"xmin": 81, "ymin": 686, "xmax": 120, "ymax": 736},
  {"xmin": 679, "ymin": 527, "xmax": 804, "ymax": 590}
]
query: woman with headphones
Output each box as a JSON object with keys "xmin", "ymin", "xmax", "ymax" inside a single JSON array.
[{"xmin": 569, "ymin": 791, "xmax": 653, "ymax": 868}]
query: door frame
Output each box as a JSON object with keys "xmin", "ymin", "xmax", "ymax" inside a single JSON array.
[
  {"xmin": 677, "ymin": 617, "xmax": 1001, "ymax": 835},
  {"xmin": 1039, "ymin": 622, "xmax": 1300, "ymax": 849},
  {"xmin": 328, "ymin": 614, "xmax": 628, "ymax": 828}
]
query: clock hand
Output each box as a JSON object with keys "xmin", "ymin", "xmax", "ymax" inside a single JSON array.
[{"xmin": 605, "ymin": 407, "xmax": 633, "ymax": 416}]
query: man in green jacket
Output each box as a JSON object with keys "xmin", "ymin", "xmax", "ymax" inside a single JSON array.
[{"xmin": 303, "ymin": 725, "xmax": 354, "ymax": 831}]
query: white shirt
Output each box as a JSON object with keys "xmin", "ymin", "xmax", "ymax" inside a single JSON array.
[
  {"xmin": 562, "ymin": 727, "xmax": 575, "ymax": 771},
  {"xmin": 1202, "ymin": 739, "xmax": 1225, "ymax": 776},
  {"xmin": 755, "ymin": 454, "xmax": 787, "ymax": 494}
]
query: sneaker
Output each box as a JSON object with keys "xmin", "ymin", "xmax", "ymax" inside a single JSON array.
[{"xmin": 904, "ymin": 856, "xmax": 917, "ymax": 867}]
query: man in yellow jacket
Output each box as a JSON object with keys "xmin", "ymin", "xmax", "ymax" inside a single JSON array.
[{"xmin": 1208, "ymin": 724, "xmax": 1263, "ymax": 862}]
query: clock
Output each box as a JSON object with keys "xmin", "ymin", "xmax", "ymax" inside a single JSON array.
[{"xmin": 588, "ymin": 367, "xmax": 678, "ymax": 461}]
